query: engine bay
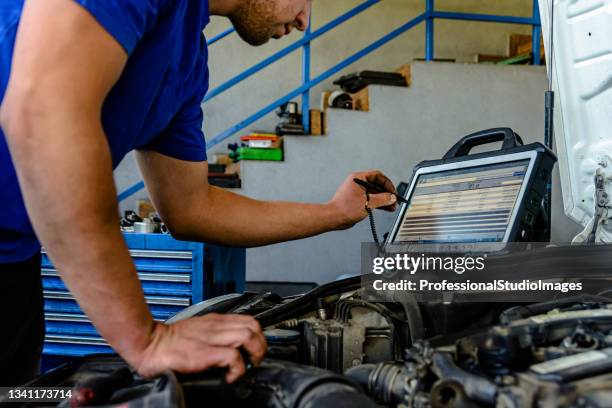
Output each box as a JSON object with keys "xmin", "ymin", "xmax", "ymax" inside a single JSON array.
[{"xmin": 16, "ymin": 275, "xmax": 612, "ymax": 408}]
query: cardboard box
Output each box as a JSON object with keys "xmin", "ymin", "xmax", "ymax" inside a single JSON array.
[
  {"xmin": 310, "ymin": 109, "xmax": 323, "ymax": 135},
  {"xmin": 351, "ymin": 87, "xmax": 370, "ymax": 112},
  {"xmin": 137, "ymin": 200, "xmax": 156, "ymax": 219},
  {"xmin": 396, "ymin": 63, "xmax": 412, "ymax": 86}
]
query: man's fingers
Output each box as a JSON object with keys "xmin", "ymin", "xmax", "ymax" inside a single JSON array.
[
  {"xmin": 368, "ymin": 192, "xmax": 397, "ymax": 210},
  {"xmin": 359, "ymin": 170, "xmax": 399, "ymax": 212},
  {"xmin": 136, "ymin": 314, "xmax": 266, "ymax": 382},
  {"xmin": 225, "ymin": 348, "xmax": 247, "ymax": 384},
  {"xmin": 363, "ymin": 170, "xmax": 397, "ymax": 194},
  {"xmin": 200, "ymin": 313, "xmax": 262, "ymax": 334},
  {"xmin": 203, "ymin": 328, "xmax": 267, "ymax": 365},
  {"xmin": 184, "ymin": 314, "xmax": 266, "ymax": 365},
  {"xmin": 201, "ymin": 347, "xmax": 246, "ymax": 383},
  {"xmin": 366, "ymin": 170, "xmax": 396, "ymax": 193}
]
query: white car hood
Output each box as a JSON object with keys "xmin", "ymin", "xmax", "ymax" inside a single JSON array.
[{"xmin": 538, "ymin": 0, "xmax": 612, "ymax": 240}]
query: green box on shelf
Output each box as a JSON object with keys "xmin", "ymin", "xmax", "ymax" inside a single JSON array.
[{"xmin": 237, "ymin": 147, "xmax": 283, "ymax": 161}]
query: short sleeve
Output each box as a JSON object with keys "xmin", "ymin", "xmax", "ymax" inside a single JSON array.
[
  {"xmin": 72, "ymin": 0, "xmax": 167, "ymax": 55},
  {"xmin": 140, "ymin": 95, "xmax": 207, "ymax": 162}
]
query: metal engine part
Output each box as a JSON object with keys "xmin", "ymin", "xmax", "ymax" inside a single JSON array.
[
  {"xmin": 14, "ymin": 277, "xmax": 612, "ymax": 408},
  {"xmin": 345, "ymin": 301, "xmax": 612, "ymax": 408},
  {"xmin": 301, "ymin": 301, "xmax": 396, "ymax": 373}
]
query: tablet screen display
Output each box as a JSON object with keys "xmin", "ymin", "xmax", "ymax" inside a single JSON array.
[{"xmin": 392, "ymin": 160, "xmax": 530, "ymax": 243}]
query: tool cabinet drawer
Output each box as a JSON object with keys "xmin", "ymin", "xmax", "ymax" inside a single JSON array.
[{"xmin": 41, "ymin": 233, "xmax": 245, "ymax": 357}]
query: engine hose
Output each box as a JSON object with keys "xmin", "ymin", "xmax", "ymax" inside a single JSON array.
[
  {"xmin": 499, "ymin": 295, "xmax": 612, "ymax": 324},
  {"xmin": 345, "ymin": 364, "xmax": 375, "ymax": 391},
  {"xmin": 335, "ymin": 300, "xmax": 401, "ymax": 322},
  {"xmin": 396, "ymin": 293, "xmax": 425, "ymax": 343},
  {"xmin": 255, "ymin": 272, "xmax": 415, "ymax": 328},
  {"xmin": 431, "ymin": 352, "xmax": 497, "ymax": 406},
  {"xmin": 180, "ymin": 359, "xmax": 377, "ymax": 408},
  {"xmin": 255, "ymin": 276, "xmax": 362, "ymax": 327},
  {"xmin": 345, "ymin": 363, "xmax": 412, "ymax": 407},
  {"xmin": 298, "ymin": 382, "xmax": 378, "ymax": 408}
]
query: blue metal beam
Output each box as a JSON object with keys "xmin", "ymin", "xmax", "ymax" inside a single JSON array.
[
  {"xmin": 117, "ymin": 181, "xmax": 145, "ymax": 202},
  {"xmin": 206, "ymin": 13, "xmax": 427, "ymax": 149},
  {"xmin": 301, "ymin": 19, "xmax": 312, "ymax": 133},
  {"xmin": 531, "ymin": 0, "xmax": 542, "ymax": 65},
  {"xmin": 431, "ymin": 11, "xmax": 537, "ymax": 25},
  {"xmin": 425, "ymin": 0, "xmax": 435, "ymax": 61},
  {"xmin": 207, "ymin": 27, "xmax": 235, "ymax": 46},
  {"xmin": 203, "ymin": 0, "xmax": 381, "ymax": 103}
]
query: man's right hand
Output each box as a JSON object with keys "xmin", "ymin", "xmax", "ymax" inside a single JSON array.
[{"xmin": 133, "ymin": 314, "xmax": 267, "ymax": 383}]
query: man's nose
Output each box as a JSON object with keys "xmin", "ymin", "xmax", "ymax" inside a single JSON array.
[{"xmin": 294, "ymin": 7, "xmax": 311, "ymax": 31}]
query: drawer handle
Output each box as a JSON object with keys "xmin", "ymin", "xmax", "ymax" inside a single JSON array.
[{"xmin": 45, "ymin": 335, "xmax": 109, "ymax": 346}]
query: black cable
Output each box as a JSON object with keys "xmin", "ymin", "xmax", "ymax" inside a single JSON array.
[
  {"xmin": 366, "ymin": 207, "xmax": 379, "ymax": 244},
  {"xmin": 365, "ymin": 192, "xmax": 387, "ymax": 256},
  {"xmin": 499, "ymin": 295, "xmax": 612, "ymax": 324},
  {"xmin": 596, "ymin": 288, "xmax": 612, "ymax": 297}
]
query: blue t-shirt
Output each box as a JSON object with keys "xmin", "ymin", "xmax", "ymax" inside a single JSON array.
[{"xmin": 0, "ymin": 0, "xmax": 210, "ymax": 263}]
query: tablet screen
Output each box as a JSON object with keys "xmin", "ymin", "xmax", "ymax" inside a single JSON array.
[{"xmin": 392, "ymin": 160, "xmax": 530, "ymax": 243}]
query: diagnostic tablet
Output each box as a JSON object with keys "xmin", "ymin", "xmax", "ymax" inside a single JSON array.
[{"xmin": 388, "ymin": 128, "xmax": 556, "ymax": 245}]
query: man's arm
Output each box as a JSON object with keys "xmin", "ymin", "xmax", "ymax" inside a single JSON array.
[
  {"xmin": 137, "ymin": 151, "xmax": 397, "ymax": 247},
  {"xmin": 0, "ymin": 0, "xmax": 264, "ymax": 382}
]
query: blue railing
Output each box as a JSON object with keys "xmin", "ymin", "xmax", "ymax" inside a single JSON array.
[{"xmin": 118, "ymin": 0, "xmax": 542, "ymax": 202}]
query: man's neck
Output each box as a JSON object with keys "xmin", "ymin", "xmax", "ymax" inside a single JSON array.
[{"xmin": 209, "ymin": 0, "xmax": 240, "ymax": 16}]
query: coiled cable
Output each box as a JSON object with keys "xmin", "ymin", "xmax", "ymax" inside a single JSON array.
[{"xmin": 365, "ymin": 192, "xmax": 386, "ymax": 255}]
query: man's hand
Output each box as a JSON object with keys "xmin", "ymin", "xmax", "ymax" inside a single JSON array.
[
  {"xmin": 134, "ymin": 314, "xmax": 266, "ymax": 383},
  {"xmin": 329, "ymin": 171, "xmax": 398, "ymax": 230}
]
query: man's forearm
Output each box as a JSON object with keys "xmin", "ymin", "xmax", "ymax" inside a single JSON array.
[
  {"xmin": 174, "ymin": 185, "xmax": 347, "ymax": 247},
  {"xmin": 138, "ymin": 152, "xmax": 396, "ymax": 248},
  {"xmin": 1, "ymin": 102, "xmax": 154, "ymax": 366}
]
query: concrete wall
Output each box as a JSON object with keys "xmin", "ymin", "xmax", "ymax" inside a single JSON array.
[{"xmin": 203, "ymin": 0, "xmax": 536, "ymax": 151}]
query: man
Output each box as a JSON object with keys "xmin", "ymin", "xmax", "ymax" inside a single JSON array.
[{"xmin": 0, "ymin": 0, "xmax": 398, "ymax": 385}]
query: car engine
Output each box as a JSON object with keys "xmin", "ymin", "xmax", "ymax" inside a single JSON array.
[{"xmin": 14, "ymin": 276, "xmax": 612, "ymax": 408}]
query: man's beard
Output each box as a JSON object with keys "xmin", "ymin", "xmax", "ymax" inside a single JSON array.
[{"xmin": 230, "ymin": 0, "xmax": 279, "ymax": 46}]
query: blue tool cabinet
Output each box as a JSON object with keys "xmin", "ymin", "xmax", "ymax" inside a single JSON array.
[{"xmin": 41, "ymin": 233, "xmax": 245, "ymax": 358}]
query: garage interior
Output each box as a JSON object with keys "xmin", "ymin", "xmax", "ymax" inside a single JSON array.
[
  {"xmin": 116, "ymin": 0, "xmax": 580, "ymax": 286},
  {"xmin": 3, "ymin": 0, "xmax": 612, "ymax": 406}
]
